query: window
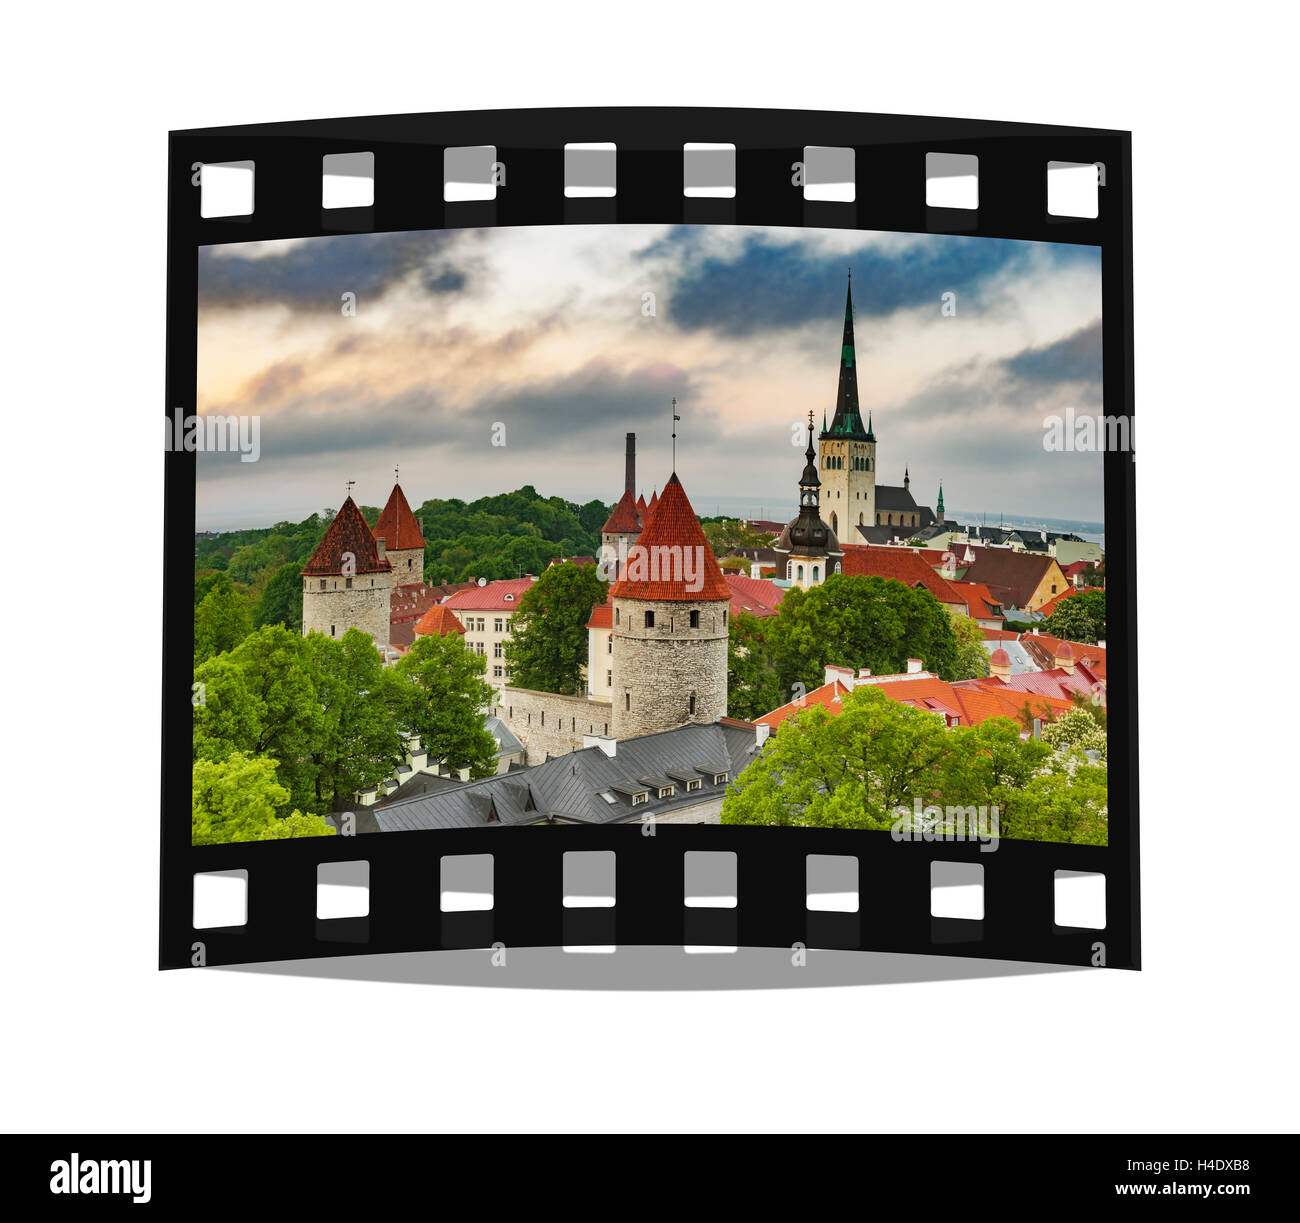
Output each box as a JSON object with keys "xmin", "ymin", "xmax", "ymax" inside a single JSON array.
[
  {"xmin": 607, "ymin": 638, "xmax": 612, "ymax": 653},
  {"xmin": 645, "ymin": 611, "xmax": 655, "ymax": 629},
  {"xmin": 319, "ymin": 579, "xmax": 326, "ymax": 590},
  {"xmin": 615, "ymin": 607, "xmax": 620, "ymax": 625},
  {"xmin": 541, "ymin": 712, "xmax": 545, "ymax": 726},
  {"xmin": 723, "ymin": 611, "xmax": 727, "ymax": 627},
  {"xmin": 689, "ymin": 610, "xmax": 700, "ymax": 628},
  {"xmin": 407, "ymin": 558, "xmax": 413, "ymax": 570},
  {"xmin": 606, "ymin": 670, "xmax": 612, "ymax": 687},
  {"xmin": 631, "ymin": 792, "xmax": 647, "ymax": 807},
  {"xmin": 689, "ymin": 693, "xmax": 696, "ymax": 715},
  {"xmin": 797, "ymin": 565, "xmax": 804, "ymax": 580},
  {"xmin": 686, "ymin": 778, "xmax": 701, "ymax": 792},
  {"xmin": 495, "ymin": 618, "xmax": 503, "ymax": 632},
  {"xmin": 713, "ymin": 772, "xmax": 728, "ymax": 784},
  {"xmin": 658, "ymin": 786, "xmax": 674, "ymax": 799},
  {"xmin": 345, "ymin": 577, "xmax": 353, "ymax": 589},
  {"xmin": 812, "ymin": 566, "xmax": 819, "ymax": 582},
  {"xmin": 493, "ymin": 666, "xmax": 503, "ymax": 678},
  {"xmin": 330, "ymin": 625, "xmax": 336, "ymax": 636},
  {"xmin": 494, "ymin": 642, "xmax": 503, "ymax": 658},
  {"xmin": 625, "ymin": 693, "xmax": 631, "ymax": 711}
]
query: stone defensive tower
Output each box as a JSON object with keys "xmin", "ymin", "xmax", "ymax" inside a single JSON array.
[
  {"xmin": 609, "ymin": 473, "xmax": 730, "ymax": 739},
  {"xmin": 375, "ymin": 478, "xmax": 426, "ymax": 585},
  {"xmin": 818, "ymin": 273, "xmax": 877, "ymax": 537},
  {"xmin": 599, "ymin": 432, "xmax": 643, "ymax": 578},
  {"xmin": 301, "ymin": 495, "xmax": 394, "ymax": 646}
]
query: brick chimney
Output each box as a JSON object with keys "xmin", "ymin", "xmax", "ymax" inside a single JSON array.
[
  {"xmin": 625, "ymin": 433, "xmax": 636, "ymax": 498},
  {"xmin": 376, "ymin": 536, "xmax": 387, "ymax": 563}
]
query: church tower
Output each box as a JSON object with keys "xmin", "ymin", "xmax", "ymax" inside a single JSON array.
[
  {"xmin": 610, "ymin": 473, "xmax": 731, "ymax": 739},
  {"xmin": 775, "ymin": 413, "xmax": 842, "ymax": 590},
  {"xmin": 375, "ymin": 477, "xmax": 426, "ymax": 586},
  {"xmin": 818, "ymin": 273, "xmax": 877, "ymax": 537},
  {"xmin": 301, "ymin": 496, "xmax": 394, "ymax": 646}
]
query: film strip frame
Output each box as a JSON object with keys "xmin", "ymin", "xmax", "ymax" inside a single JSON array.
[{"xmin": 162, "ymin": 107, "xmax": 1137, "ymax": 971}]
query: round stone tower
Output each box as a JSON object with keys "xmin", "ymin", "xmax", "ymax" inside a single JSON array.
[
  {"xmin": 374, "ymin": 478, "xmax": 426, "ymax": 586},
  {"xmin": 301, "ymin": 495, "xmax": 394, "ymax": 646},
  {"xmin": 609, "ymin": 473, "xmax": 731, "ymax": 739}
]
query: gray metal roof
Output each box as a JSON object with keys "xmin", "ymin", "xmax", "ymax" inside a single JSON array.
[{"xmin": 372, "ymin": 720, "xmax": 762, "ymax": 832}]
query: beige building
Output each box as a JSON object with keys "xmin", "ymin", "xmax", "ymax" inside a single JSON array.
[{"xmin": 443, "ymin": 576, "xmax": 536, "ymax": 697}]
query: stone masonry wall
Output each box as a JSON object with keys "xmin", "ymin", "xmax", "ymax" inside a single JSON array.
[
  {"xmin": 302, "ymin": 576, "xmax": 392, "ymax": 646},
  {"xmin": 610, "ymin": 596, "xmax": 728, "ymax": 739},
  {"xmin": 493, "ymin": 688, "xmax": 615, "ymax": 766}
]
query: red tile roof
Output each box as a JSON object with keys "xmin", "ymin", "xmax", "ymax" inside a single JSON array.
[
  {"xmin": 839, "ymin": 544, "xmax": 966, "ymax": 606},
  {"xmin": 1021, "ymin": 632, "xmax": 1106, "ymax": 679},
  {"xmin": 636, "ymin": 493, "xmax": 648, "ymax": 521},
  {"xmin": 302, "ymin": 497, "xmax": 393, "ymax": 576},
  {"xmin": 389, "ymin": 581, "xmax": 438, "ymax": 625},
  {"xmin": 648, "ymin": 490, "xmax": 659, "ymax": 513},
  {"xmin": 610, "ymin": 474, "xmax": 732, "ymax": 602},
  {"xmin": 586, "ymin": 599, "xmax": 614, "ymax": 630},
  {"xmin": 444, "ymin": 576, "xmax": 536, "ymax": 611},
  {"xmin": 413, "ymin": 603, "xmax": 466, "ymax": 636},
  {"xmin": 979, "ymin": 626, "xmax": 1021, "ymax": 642},
  {"xmin": 1036, "ymin": 586, "xmax": 1086, "ymax": 617},
  {"xmin": 374, "ymin": 482, "xmax": 425, "ymax": 551},
  {"xmin": 601, "ymin": 489, "xmax": 642, "ymax": 534},
  {"xmin": 724, "ymin": 573, "xmax": 786, "ymax": 620}
]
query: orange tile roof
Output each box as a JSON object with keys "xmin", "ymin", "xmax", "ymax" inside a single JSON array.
[
  {"xmin": 1021, "ymin": 632, "xmax": 1106, "ymax": 679},
  {"xmin": 374, "ymin": 482, "xmax": 425, "ymax": 551},
  {"xmin": 839, "ymin": 544, "xmax": 965, "ymax": 606},
  {"xmin": 756, "ymin": 679, "xmax": 852, "ymax": 729},
  {"xmin": 302, "ymin": 497, "xmax": 393, "ymax": 576},
  {"xmin": 610, "ymin": 474, "xmax": 732, "ymax": 602},
  {"xmin": 413, "ymin": 604, "xmax": 466, "ymax": 636},
  {"xmin": 947, "ymin": 580, "xmax": 1004, "ymax": 621},
  {"xmin": 601, "ymin": 488, "xmax": 642, "ymax": 534},
  {"xmin": 1036, "ymin": 586, "xmax": 1086, "ymax": 617},
  {"xmin": 979, "ymin": 626, "xmax": 1021, "ymax": 642}
]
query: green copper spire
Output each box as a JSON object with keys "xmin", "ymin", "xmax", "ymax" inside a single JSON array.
[
  {"xmin": 824, "ymin": 273, "xmax": 871, "ymax": 441},
  {"xmin": 937, "ymin": 482, "xmax": 945, "ymax": 513}
]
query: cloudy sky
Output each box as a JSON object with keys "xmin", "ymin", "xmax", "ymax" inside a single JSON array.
[{"xmin": 195, "ymin": 224, "xmax": 1104, "ymax": 530}]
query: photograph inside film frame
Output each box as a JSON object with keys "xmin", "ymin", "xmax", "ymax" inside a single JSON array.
[{"xmin": 190, "ymin": 223, "xmax": 1109, "ymax": 850}]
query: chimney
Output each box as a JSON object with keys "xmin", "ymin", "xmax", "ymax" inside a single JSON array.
[
  {"xmin": 376, "ymin": 536, "xmax": 387, "ymax": 562},
  {"xmin": 824, "ymin": 664, "xmax": 855, "ymax": 691},
  {"xmin": 1098, "ymin": 638, "xmax": 1106, "ymax": 649},
  {"xmin": 989, "ymin": 647, "xmax": 1012, "ymax": 679},
  {"xmin": 756, "ymin": 723, "xmax": 771, "ymax": 747},
  {"xmin": 1032, "ymin": 717, "xmax": 1042, "ymax": 739},
  {"xmin": 750, "ymin": 563, "xmax": 761, "ymax": 579},
  {"xmin": 583, "ymin": 733, "xmax": 617, "ymax": 757},
  {"xmin": 625, "ymin": 433, "xmax": 636, "ymax": 498},
  {"xmin": 857, "ymin": 667, "xmax": 872, "ymax": 680},
  {"xmin": 906, "ymin": 658, "xmax": 923, "ymax": 674}
]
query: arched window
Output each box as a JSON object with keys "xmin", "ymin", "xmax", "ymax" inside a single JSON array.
[
  {"xmin": 812, "ymin": 566, "xmax": 820, "ymax": 582},
  {"xmin": 797, "ymin": 564, "xmax": 804, "ymax": 581},
  {"xmin": 787, "ymin": 560, "xmax": 793, "ymax": 579},
  {"xmin": 834, "ymin": 561, "xmax": 841, "ymax": 574},
  {"xmin": 858, "ymin": 513, "xmax": 864, "ymax": 525},
  {"xmin": 831, "ymin": 512, "xmax": 838, "ymax": 533}
]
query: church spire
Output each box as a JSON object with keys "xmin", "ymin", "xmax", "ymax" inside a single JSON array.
[{"xmin": 826, "ymin": 273, "xmax": 870, "ymax": 440}]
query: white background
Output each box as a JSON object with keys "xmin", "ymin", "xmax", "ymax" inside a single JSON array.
[{"xmin": 2, "ymin": 1, "xmax": 1295, "ymax": 1133}]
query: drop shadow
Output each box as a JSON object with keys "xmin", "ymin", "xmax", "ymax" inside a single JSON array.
[{"xmin": 218, "ymin": 945, "xmax": 1083, "ymax": 991}]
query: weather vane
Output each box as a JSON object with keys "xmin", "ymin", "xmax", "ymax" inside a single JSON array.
[
  {"xmin": 671, "ymin": 396, "xmax": 681, "ymax": 470},
  {"xmin": 394, "ymin": 464, "xmax": 399, "ymax": 484},
  {"xmin": 345, "ymin": 479, "xmax": 356, "ymax": 499}
]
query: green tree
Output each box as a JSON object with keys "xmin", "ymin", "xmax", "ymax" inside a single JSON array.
[
  {"xmin": 254, "ymin": 561, "xmax": 303, "ymax": 632},
  {"xmin": 950, "ymin": 613, "xmax": 991, "ymax": 681},
  {"xmin": 1042, "ymin": 588, "xmax": 1106, "ymax": 643},
  {"xmin": 194, "ymin": 576, "xmax": 251, "ymax": 663},
  {"xmin": 503, "ymin": 562, "xmax": 608, "ymax": 696},
  {"xmin": 391, "ymin": 633, "xmax": 497, "ymax": 777},
  {"xmin": 765, "ymin": 574, "xmax": 960, "ymax": 694},
  {"xmin": 304, "ymin": 628, "xmax": 403, "ymax": 810},
  {"xmin": 1041, "ymin": 706, "xmax": 1107, "ymax": 759},
  {"xmin": 721, "ymin": 685, "xmax": 1104, "ymax": 845},
  {"xmin": 727, "ymin": 612, "xmax": 783, "ymax": 721},
  {"xmin": 192, "ymin": 752, "xmax": 334, "ymax": 845}
]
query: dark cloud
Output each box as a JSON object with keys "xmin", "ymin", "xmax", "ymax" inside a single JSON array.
[
  {"xmin": 649, "ymin": 227, "xmax": 1099, "ymax": 338},
  {"xmin": 1004, "ymin": 318, "xmax": 1102, "ymax": 385},
  {"xmin": 198, "ymin": 231, "xmax": 470, "ymax": 313}
]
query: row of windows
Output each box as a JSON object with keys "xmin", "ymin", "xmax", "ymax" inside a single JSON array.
[
  {"xmin": 824, "ymin": 454, "xmax": 870, "ymax": 471},
  {"xmin": 309, "ymin": 577, "xmax": 378, "ymax": 591},
  {"xmin": 614, "ymin": 607, "xmax": 726, "ymax": 630},
  {"xmin": 463, "ymin": 616, "xmax": 511, "ymax": 633}
]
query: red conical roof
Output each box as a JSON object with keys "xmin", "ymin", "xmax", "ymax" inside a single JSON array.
[
  {"xmin": 610, "ymin": 474, "xmax": 731, "ymax": 602},
  {"xmin": 636, "ymin": 493, "xmax": 648, "ymax": 523},
  {"xmin": 990, "ymin": 647, "xmax": 1011, "ymax": 667},
  {"xmin": 375, "ymin": 482, "xmax": 425, "ymax": 551},
  {"xmin": 648, "ymin": 489, "xmax": 659, "ymax": 512},
  {"xmin": 302, "ymin": 497, "xmax": 393, "ymax": 576},
  {"xmin": 601, "ymin": 488, "xmax": 642, "ymax": 534}
]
